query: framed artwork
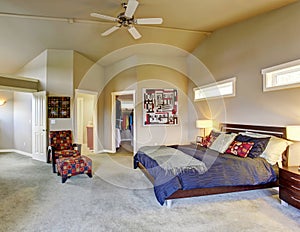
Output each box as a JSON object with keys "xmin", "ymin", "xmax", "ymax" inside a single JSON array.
[
  {"xmin": 48, "ymin": 96, "xmax": 70, "ymax": 118},
  {"xmin": 143, "ymin": 88, "xmax": 178, "ymax": 125}
]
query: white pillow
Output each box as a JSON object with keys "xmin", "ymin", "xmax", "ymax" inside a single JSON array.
[
  {"xmin": 260, "ymin": 136, "xmax": 292, "ymax": 166},
  {"xmin": 209, "ymin": 133, "xmax": 237, "ymax": 153}
]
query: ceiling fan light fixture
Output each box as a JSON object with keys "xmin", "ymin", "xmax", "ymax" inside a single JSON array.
[{"xmin": 91, "ymin": 0, "xmax": 162, "ymax": 39}]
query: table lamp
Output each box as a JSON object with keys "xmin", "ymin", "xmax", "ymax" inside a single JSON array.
[
  {"xmin": 196, "ymin": 119, "xmax": 213, "ymax": 137},
  {"xmin": 286, "ymin": 125, "xmax": 300, "ymax": 141},
  {"xmin": 286, "ymin": 125, "xmax": 300, "ymax": 169}
]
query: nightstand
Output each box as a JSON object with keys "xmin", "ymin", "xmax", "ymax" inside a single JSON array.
[{"xmin": 279, "ymin": 166, "xmax": 300, "ymax": 210}]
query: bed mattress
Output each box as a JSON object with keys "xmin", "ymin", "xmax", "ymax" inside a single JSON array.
[{"xmin": 134, "ymin": 144, "xmax": 277, "ymax": 205}]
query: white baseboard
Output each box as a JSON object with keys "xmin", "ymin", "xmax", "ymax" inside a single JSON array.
[
  {"xmin": 94, "ymin": 149, "xmax": 115, "ymax": 154},
  {"xmin": 103, "ymin": 149, "xmax": 115, "ymax": 153},
  {"xmin": 0, "ymin": 149, "xmax": 32, "ymax": 157},
  {"xmin": 0, "ymin": 149, "xmax": 14, "ymax": 153}
]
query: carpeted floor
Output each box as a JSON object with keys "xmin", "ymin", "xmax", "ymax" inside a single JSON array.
[{"xmin": 0, "ymin": 152, "xmax": 299, "ymax": 232}]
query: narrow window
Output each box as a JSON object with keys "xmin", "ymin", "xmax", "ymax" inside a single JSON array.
[
  {"xmin": 194, "ymin": 77, "xmax": 236, "ymax": 101},
  {"xmin": 262, "ymin": 59, "xmax": 300, "ymax": 92}
]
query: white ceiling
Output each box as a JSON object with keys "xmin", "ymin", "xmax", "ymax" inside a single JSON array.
[{"xmin": 0, "ymin": 0, "xmax": 296, "ymax": 73}]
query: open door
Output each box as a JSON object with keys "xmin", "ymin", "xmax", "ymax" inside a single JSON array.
[
  {"xmin": 32, "ymin": 91, "xmax": 47, "ymax": 162},
  {"xmin": 112, "ymin": 90, "xmax": 136, "ymax": 154}
]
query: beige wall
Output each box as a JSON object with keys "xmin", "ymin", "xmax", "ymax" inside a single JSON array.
[
  {"xmin": 7, "ymin": 49, "xmax": 101, "ymax": 154},
  {"xmin": 191, "ymin": 2, "xmax": 300, "ymax": 127},
  {"xmin": 16, "ymin": 50, "xmax": 47, "ymax": 91},
  {"xmin": 46, "ymin": 50, "xmax": 74, "ymax": 96},
  {"xmin": 15, "ymin": 49, "xmax": 101, "ymax": 135},
  {"xmin": 0, "ymin": 91, "xmax": 32, "ymax": 152},
  {"xmin": 73, "ymin": 52, "xmax": 95, "ymax": 90},
  {"xmin": 46, "ymin": 50, "xmax": 74, "ymax": 131},
  {"xmin": 2, "ymin": 50, "xmax": 47, "ymax": 152},
  {"xmin": 99, "ymin": 67, "xmax": 137, "ymax": 151},
  {"xmin": 15, "ymin": 49, "xmax": 75, "ymax": 131},
  {"xmin": 13, "ymin": 92, "xmax": 32, "ymax": 153},
  {"xmin": 98, "ymin": 65, "xmax": 190, "ymax": 151},
  {"xmin": 136, "ymin": 65, "xmax": 189, "ymax": 149},
  {"xmin": 0, "ymin": 91, "xmax": 14, "ymax": 149}
]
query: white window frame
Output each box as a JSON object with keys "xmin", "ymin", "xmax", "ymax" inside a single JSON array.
[
  {"xmin": 262, "ymin": 59, "xmax": 300, "ymax": 92},
  {"xmin": 193, "ymin": 77, "xmax": 236, "ymax": 101}
]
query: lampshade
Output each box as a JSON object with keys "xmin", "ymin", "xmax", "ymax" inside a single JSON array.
[
  {"xmin": 286, "ymin": 125, "xmax": 300, "ymax": 141},
  {"xmin": 196, "ymin": 120, "xmax": 213, "ymax": 129}
]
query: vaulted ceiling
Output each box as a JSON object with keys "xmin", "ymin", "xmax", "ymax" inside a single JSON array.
[{"xmin": 0, "ymin": 0, "xmax": 296, "ymax": 73}]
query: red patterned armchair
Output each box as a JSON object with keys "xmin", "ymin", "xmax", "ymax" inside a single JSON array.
[{"xmin": 47, "ymin": 130, "xmax": 81, "ymax": 173}]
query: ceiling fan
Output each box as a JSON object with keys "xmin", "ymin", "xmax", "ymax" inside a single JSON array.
[{"xmin": 90, "ymin": 0, "xmax": 163, "ymax": 39}]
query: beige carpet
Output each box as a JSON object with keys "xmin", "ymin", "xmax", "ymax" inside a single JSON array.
[{"xmin": 0, "ymin": 152, "xmax": 299, "ymax": 232}]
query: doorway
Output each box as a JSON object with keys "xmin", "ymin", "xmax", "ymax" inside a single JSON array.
[
  {"xmin": 112, "ymin": 90, "xmax": 136, "ymax": 155},
  {"xmin": 75, "ymin": 90, "xmax": 97, "ymax": 154}
]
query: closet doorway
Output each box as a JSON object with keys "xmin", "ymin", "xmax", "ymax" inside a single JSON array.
[
  {"xmin": 112, "ymin": 90, "xmax": 136, "ymax": 155},
  {"xmin": 75, "ymin": 90, "xmax": 97, "ymax": 154}
]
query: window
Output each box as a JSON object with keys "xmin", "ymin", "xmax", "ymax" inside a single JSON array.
[
  {"xmin": 262, "ymin": 59, "xmax": 300, "ymax": 92},
  {"xmin": 194, "ymin": 77, "xmax": 236, "ymax": 101}
]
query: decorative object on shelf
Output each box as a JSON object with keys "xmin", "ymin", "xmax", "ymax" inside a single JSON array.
[
  {"xmin": 143, "ymin": 88, "xmax": 178, "ymax": 125},
  {"xmin": 196, "ymin": 119, "xmax": 213, "ymax": 137},
  {"xmin": 48, "ymin": 96, "xmax": 70, "ymax": 118}
]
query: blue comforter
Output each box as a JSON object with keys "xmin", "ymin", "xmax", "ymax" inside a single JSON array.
[{"xmin": 134, "ymin": 144, "xmax": 277, "ymax": 205}]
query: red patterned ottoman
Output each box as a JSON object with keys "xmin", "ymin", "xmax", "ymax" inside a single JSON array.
[{"xmin": 56, "ymin": 155, "xmax": 92, "ymax": 183}]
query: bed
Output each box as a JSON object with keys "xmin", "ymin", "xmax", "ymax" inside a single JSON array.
[{"xmin": 134, "ymin": 123, "xmax": 290, "ymax": 206}]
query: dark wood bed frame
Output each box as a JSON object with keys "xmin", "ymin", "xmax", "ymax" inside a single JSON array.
[{"xmin": 136, "ymin": 123, "xmax": 288, "ymax": 206}]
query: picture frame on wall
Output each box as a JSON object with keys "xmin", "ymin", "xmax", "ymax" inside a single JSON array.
[
  {"xmin": 143, "ymin": 88, "xmax": 178, "ymax": 125},
  {"xmin": 48, "ymin": 96, "xmax": 70, "ymax": 118}
]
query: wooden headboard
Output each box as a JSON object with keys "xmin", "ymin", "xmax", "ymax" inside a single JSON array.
[{"xmin": 219, "ymin": 123, "xmax": 288, "ymax": 167}]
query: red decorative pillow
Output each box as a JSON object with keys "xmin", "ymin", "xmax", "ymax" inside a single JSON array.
[
  {"xmin": 200, "ymin": 136, "xmax": 210, "ymax": 147},
  {"xmin": 225, "ymin": 141, "xmax": 254, "ymax": 158}
]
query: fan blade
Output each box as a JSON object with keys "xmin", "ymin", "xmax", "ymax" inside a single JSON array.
[
  {"xmin": 101, "ymin": 26, "xmax": 120, "ymax": 36},
  {"xmin": 128, "ymin": 26, "xmax": 141, "ymax": 39},
  {"xmin": 125, "ymin": 0, "xmax": 139, "ymax": 18},
  {"xmin": 90, "ymin": 13, "xmax": 118, "ymax": 22},
  {"xmin": 135, "ymin": 18, "xmax": 163, "ymax": 25}
]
